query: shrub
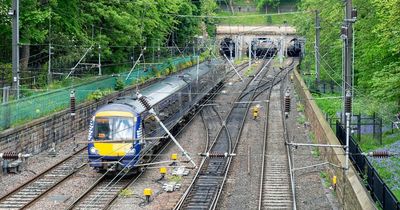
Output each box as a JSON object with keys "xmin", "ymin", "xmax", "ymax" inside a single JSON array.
[
  {"xmin": 87, "ymin": 89, "xmax": 113, "ymax": 101},
  {"xmin": 115, "ymin": 78, "xmax": 125, "ymax": 91}
]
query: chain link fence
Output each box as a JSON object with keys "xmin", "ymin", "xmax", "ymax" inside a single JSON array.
[{"xmin": 0, "ymin": 56, "xmax": 194, "ymax": 130}]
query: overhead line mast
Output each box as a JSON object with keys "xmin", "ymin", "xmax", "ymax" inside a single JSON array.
[{"xmin": 341, "ymin": 0, "xmax": 357, "ymax": 171}]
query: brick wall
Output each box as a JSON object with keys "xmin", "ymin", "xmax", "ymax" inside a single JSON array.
[{"xmin": 293, "ymin": 67, "xmax": 376, "ymax": 210}]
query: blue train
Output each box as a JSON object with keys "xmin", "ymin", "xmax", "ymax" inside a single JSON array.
[{"xmin": 87, "ymin": 60, "xmax": 226, "ymax": 172}]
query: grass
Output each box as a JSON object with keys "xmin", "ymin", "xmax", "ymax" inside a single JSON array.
[
  {"xmin": 234, "ymin": 57, "xmax": 249, "ymax": 65},
  {"xmin": 319, "ymin": 171, "xmax": 331, "ymax": 188},
  {"xmin": 296, "ymin": 114, "xmax": 305, "ymax": 125},
  {"xmin": 296, "ymin": 102, "xmax": 304, "ymax": 112},
  {"xmin": 357, "ymin": 131, "xmax": 400, "ymax": 152},
  {"xmin": 216, "ymin": 11, "xmax": 299, "ymax": 26},
  {"xmin": 372, "ymin": 157, "xmax": 400, "ymax": 201},
  {"xmin": 119, "ymin": 189, "xmax": 133, "ymax": 197},
  {"xmin": 244, "ymin": 62, "xmax": 258, "ymax": 77},
  {"xmin": 168, "ymin": 175, "xmax": 182, "ymax": 183}
]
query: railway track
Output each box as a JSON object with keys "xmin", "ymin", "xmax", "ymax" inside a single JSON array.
[
  {"xmin": 66, "ymin": 61, "xmax": 245, "ymax": 210},
  {"xmin": 0, "ymin": 60, "xmax": 249, "ymax": 210},
  {"xmin": 175, "ymin": 57, "xmax": 274, "ymax": 210},
  {"xmin": 0, "ymin": 147, "xmax": 87, "ymax": 210},
  {"xmin": 258, "ymin": 61, "xmax": 295, "ymax": 210},
  {"xmin": 200, "ymin": 106, "xmax": 223, "ymax": 153}
]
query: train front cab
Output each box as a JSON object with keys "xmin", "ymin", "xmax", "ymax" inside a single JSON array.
[{"xmin": 88, "ymin": 107, "xmax": 141, "ymax": 172}]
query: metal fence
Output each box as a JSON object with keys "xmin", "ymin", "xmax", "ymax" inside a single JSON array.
[
  {"xmin": 0, "ymin": 56, "xmax": 194, "ymax": 131},
  {"xmin": 304, "ymin": 78, "xmax": 341, "ymax": 94},
  {"xmin": 336, "ymin": 122, "xmax": 400, "ymax": 210},
  {"xmin": 327, "ymin": 113, "xmax": 383, "ymax": 144}
]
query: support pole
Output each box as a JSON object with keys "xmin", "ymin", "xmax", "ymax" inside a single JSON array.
[
  {"xmin": 248, "ymin": 40, "xmax": 251, "ymax": 68},
  {"xmin": 315, "ymin": 10, "xmax": 321, "ymax": 87},
  {"xmin": 223, "ymin": 54, "xmax": 243, "ymax": 81},
  {"xmin": 98, "ymin": 28, "xmax": 102, "ymax": 76},
  {"xmin": 137, "ymin": 93, "xmax": 197, "ymax": 168},
  {"xmin": 196, "ymin": 56, "xmax": 199, "ymax": 85},
  {"xmin": 11, "ymin": 0, "xmax": 20, "ymax": 99},
  {"xmin": 47, "ymin": 8, "xmax": 52, "ymax": 85},
  {"xmin": 151, "ymin": 111, "xmax": 197, "ymax": 168},
  {"xmin": 48, "ymin": 43, "xmax": 52, "ymax": 84},
  {"xmin": 125, "ymin": 49, "xmax": 144, "ymax": 80},
  {"xmin": 342, "ymin": 0, "xmax": 355, "ymax": 123},
  {"xmin": 345, "ymin": 112, "xmax": 350, "ymax": 171}
]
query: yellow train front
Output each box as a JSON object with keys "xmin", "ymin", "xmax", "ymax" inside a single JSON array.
[
  {"xmin": 88, "ymin": 104, "xmax": 142, "ymax": 172},
  {"xmin": 87, "ymin": 59, "xmax": 226, "ymax": 173}
]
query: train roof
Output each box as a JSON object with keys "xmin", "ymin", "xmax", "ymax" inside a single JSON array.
[{"xmin": 96, "ymin": 59, "xmax": 223, "ymax": 115}]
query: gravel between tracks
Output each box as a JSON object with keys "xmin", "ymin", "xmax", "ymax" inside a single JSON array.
[
  {"xmin": 0, "ymin": 60, "xmax": 345, "ymax": 210},
  {"xmin": 0, "ymin": 131, "xmax": 87, "ymax": 199},
  {"xmin": 109, "ymin": 62, "xmax": 251, "ymax": 210},
  {"xmin": 109, "ymin": 115, "xmax": 206, "ymax": 209},
  {"xmin": 218, "ymin": 59, "xmax": 343, "ymax": 210},
  {"xmin": 288, "ymin": 86, "xmax": 343, "ymax": 210}
]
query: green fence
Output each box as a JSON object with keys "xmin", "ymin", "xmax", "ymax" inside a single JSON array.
[{"xmin": 0, "ymin": 56, "xmax": 194, "ymax": 131}]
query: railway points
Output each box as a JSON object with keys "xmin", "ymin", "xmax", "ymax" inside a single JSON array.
[{"xmin": 0, "ymin": 28, "xmax": 345, "ymax": 210}]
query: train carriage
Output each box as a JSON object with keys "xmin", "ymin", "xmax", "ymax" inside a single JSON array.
[{"xmin": 87, "ymin": 60, "xmax": 225, "ymax": 173}]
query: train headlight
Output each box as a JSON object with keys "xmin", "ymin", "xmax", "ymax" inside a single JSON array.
[
  {"xmin": 89, "ymin": 147, "xmax": 99, "ymax": 155},
  {"xmin": 126, "ymin": 148, "xmax": 136, "ymax": 155}
]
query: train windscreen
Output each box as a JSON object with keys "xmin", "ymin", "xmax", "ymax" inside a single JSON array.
[{"xmin": 94, "ymin": 117, "xmax": 135, "ymax": 141}]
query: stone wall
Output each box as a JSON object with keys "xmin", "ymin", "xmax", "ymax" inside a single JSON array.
[
  {"xmin": 0, "ymin": 79, "xmax": 158, "ymax": 154},
  {"xmin": 292, "ymin": 67, "xmax": 376, "ymax": 210}
]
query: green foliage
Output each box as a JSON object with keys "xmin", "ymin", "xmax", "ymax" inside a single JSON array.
[
  {"xmin": 296, "ymin": 114, "xmax": 306, "ymax": 124},
  {"xmin": 359, "ymin": 131, "xmax": 400, "ymax": 152},
  {"xmin": 319, "ymin": 171, "xmax": 331, "ymax": 188},
  {"xmin": 296, "ymin": 0, "xmax": 400, "ymax": 115},
  {"xmin": 168, "ymin": 175, "xmax": 182, "ymax": 183},
  {"xmin": 87, "ymin": 89, "xmax": 113, "ymax": 101},
  {"xmin": 115, "ymin": 78, "xmax": 125, "ymax": 91},
  {"xmin": 257, "ymin": 0, "xmax": 281, "ymax": 11},
  {"xmin": 0, "ymin": 0, "xmax": 219, "ymax": 90},
  {"xmin": 119, "ymin": 189, "xmax": 133, "ymax": 198},
  {"xmin": 296, "ymin": 102, "xmax": 304, "ymax": 112},
  {"xmin": 217, "ymin": 11, "xmax": 297, "ymax": 25},
  {"xmin": 266, "ymin": 15, "xmax": 272, "ymax": 24}
]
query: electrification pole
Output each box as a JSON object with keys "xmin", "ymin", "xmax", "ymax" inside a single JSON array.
[
  {"xmin": 315, "ymin": 10, "xmax": 321, "ymax": 88},
  {"xmin": 98, "ymin": 28, "xmax": 102, "ymax": 76},
  {"xmin": 341, "ymin": 0, "xmax": 357, "ymax": 171},
  {"xmin": 48, "ymin": 8, "xmax": 52, "ymax": 85},
  {"xmin": 248, "ymin": 40, "xmax": 251, "ymax": 68},
  {"xmin": 11, "ymin": 0, "xmax": 20, "ymax": 99}
]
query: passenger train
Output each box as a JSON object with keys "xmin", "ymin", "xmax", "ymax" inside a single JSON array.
[
  {"xmin": 251, "ymin": 37, "xmax": 277, "ymax": 58},
  {"xmin": 220, "ymin": 37, "xmax": 235, "ymax": 58},
  {"xmin": 87, "ymin": 60, "xmax": 226, "ymax": 172}
]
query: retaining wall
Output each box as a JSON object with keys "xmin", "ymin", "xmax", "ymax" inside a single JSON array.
[
  {"xmin": 293, "ymin": 67, "xmax": 376, "ymax": 210},
  {"xmin": 0, "ymin": 80, "xmax": 158, "ymax": 154}
]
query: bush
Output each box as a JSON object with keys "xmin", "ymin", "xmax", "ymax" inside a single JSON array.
[
  {"xmin": 115, "ymin": 78, "xmax": 125, "ymax": 91},
  {"xmin": 87, "ymin": 89, "xmax": 113, "ymax": 101}
]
